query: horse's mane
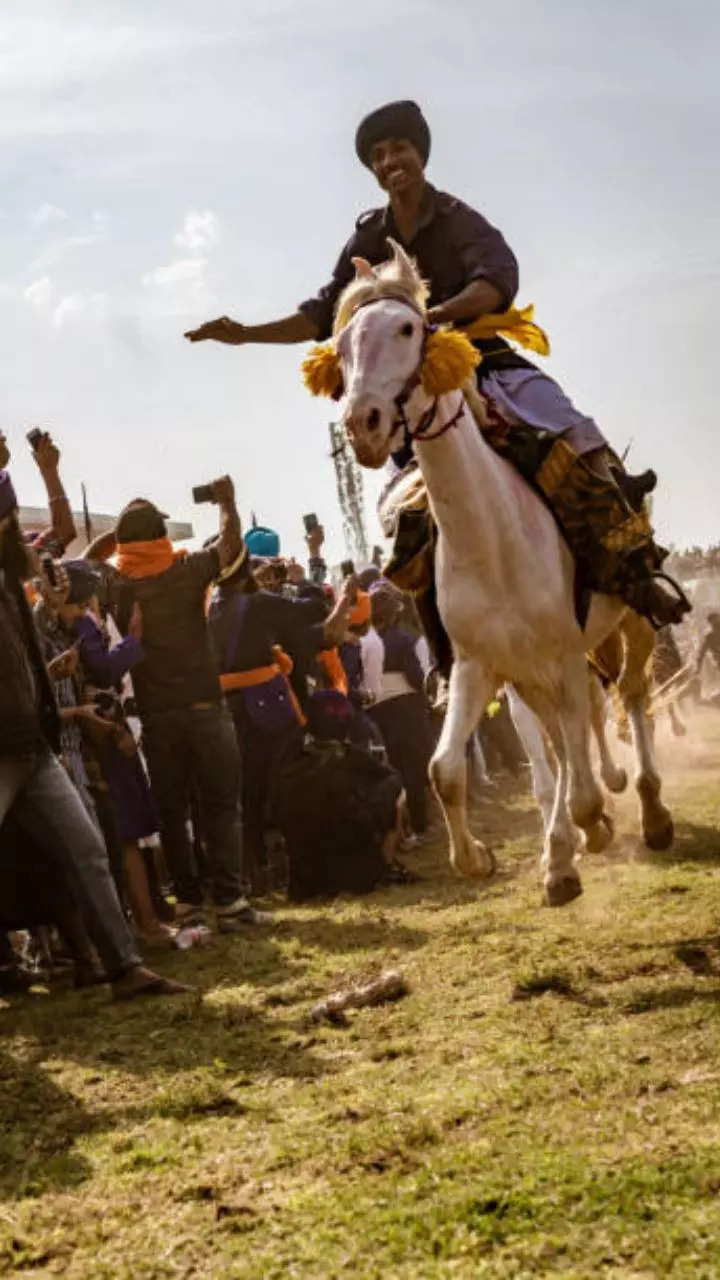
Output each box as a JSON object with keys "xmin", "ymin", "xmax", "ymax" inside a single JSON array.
[{"xmin": 333, "ymin": 252, "xmax": 430, "ymax": 336}]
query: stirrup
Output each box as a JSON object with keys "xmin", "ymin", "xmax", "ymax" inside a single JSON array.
[{"xmin": 639, "ymin": 572, "xmax": 692, "ymax": 631}]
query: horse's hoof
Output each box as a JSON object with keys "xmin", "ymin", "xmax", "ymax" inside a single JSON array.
[
  {"xmin": 605, "ymin": 768, "xmax": 628, "ymax": 795},
  {"xmin": 451, "ymin": 841, "xmax": 496, "ymax": 880},
  {"xmin": 544, "ymin": 875, "xmax": 583, "ymax": 907},
  {"xmin": 644, "ymin": 819, "xmax": 675, "ymax": 852},
  {"xmin": 584, "ymin": 813, "xmax": 615, "ymax": 854}
]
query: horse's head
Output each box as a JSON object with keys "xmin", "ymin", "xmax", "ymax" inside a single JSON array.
[
  {"xmin": 301, "ymin": 240, "xmax": 481, "ymax": 468},
  {"xmin": 336, "ymin": 241, "xmax": 428, "ymax": 469}
]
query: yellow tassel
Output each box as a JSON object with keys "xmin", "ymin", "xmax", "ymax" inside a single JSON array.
[
  {"xmin": 301, "ymin": 343, "xmax": 343, "ymax": 398},
  {"xmin": 464, "ymin": 304, "xmax": 550, "ymax": 357},
  {"xmin": 420, "ymin": 328, "xmax": 481, "ymax": 396}
]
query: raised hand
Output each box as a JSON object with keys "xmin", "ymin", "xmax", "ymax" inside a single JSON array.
[
  {"xmin": 209, "ymin": 475, "xmax": 235, "ymax": 505},
  {"xmin": 305, "ymin": 523, "xmax": 325, "ymax": 558},
  {"xmin": 31, "ymin": 431, "xmax": 61, "ymax": 473}
]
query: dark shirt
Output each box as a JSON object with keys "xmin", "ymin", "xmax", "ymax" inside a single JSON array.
[
  {"xmin": 112, "ymin": 549, "xmax": 221, "ymax": 718},
  {"xmin": 379, "ymin": 626, "xmax": 425, "ymax": 693},
  {"xmin": 0, "ymin": 577, "xmax": 41, "ymax": 758},
  {"xmin": 210, "ymin": 588, "xmax": 326, "ymax": 713},
  {"xmin": 339, "ymin": 639, "xmax": 365, "ymax": 702},
  {"xmin": 299, "ymin": 183, "xmax": 519, "ymax": 342}
]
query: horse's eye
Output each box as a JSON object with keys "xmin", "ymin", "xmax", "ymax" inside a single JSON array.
[{"xmin": 400, "ymin": 322, "xmax": 414, "ymax": 337}]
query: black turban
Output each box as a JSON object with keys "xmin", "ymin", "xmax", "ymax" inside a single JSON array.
[{"xmin": 355, "ymin": 100, "xmax": 431, "ymax": 168}]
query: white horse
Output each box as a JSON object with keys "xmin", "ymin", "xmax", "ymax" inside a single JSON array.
[{"xmin": 306, "ymin": 243, "xmax": 672, "ymax": 904}]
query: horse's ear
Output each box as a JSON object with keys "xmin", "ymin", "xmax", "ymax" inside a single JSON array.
[
  {"xmin": 351, "ymin": 257, "xmax": 375, "ymax": 280},
  {"xmin": 386, "ymin": 237, "xmax": 420, "ymax": 288}
]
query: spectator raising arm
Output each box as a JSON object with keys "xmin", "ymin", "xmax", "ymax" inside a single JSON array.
[
  {"xmin": 30, "ymin": 432, "xmax": 77, "ymax": 552},
  {"xmin": 212, "ymin": 475, "xmax": 243, "ymax": 571},
  {"xmin": 322, "ymin": 575, "xmax": 360, "ymax": 648}
]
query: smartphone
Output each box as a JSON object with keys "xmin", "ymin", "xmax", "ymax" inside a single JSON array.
[
  {"xmin": 192, "ymin": 483, "xmax": 214, "ymax": 504},
  {"xmin": 340, "ymin": 558, "xmax": 355, "ymax": 577},
  {"xmin": 39, "ymin": 552, "xmax": 58, "ymax": 589},
  {"xmin": 303, "ymin": 512, "xmax": 319, "ymax": 534},
  {"xmin": 27, "ymin": 428, "xmax": 44, "ymax": 451}
]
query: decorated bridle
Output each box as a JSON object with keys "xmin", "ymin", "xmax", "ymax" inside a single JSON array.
[{"xmin": 301, "ymin": 295, "xmax": 480, "ymax": 449}]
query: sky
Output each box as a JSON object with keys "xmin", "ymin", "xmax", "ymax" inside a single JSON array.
[{"xmin": 1, "ymin": 0, "xmax": 718, "ymax": 561}]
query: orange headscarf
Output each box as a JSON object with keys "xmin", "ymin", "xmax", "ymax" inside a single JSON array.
[{"xmin": 115, "ymin": 538, "xmax": 187, "ymax": 580}]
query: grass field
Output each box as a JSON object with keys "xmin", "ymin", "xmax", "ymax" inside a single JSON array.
[{"xmin": 2, "ymin": 711, "xmax": 720, "ymax": 1278}]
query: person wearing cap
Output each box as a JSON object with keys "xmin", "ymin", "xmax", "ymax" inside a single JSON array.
[
  {"xmin": 0, "ymin": 444, "xmax": 189, "ymax": 999},
  {"xmin": 88, "ymin": 480, "xmax": 268, "ymax": 932},
  {"xmin": 186, "ymin": 98, "xmax": 689, "ymax": 641}
]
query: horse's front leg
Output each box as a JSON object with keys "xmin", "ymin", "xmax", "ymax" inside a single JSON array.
[{"xmin": 430, "ymin": 656, "xmax": 496, "ymax": 878}]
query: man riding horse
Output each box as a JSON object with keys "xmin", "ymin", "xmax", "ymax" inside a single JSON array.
[{"xmin": 186, "ymin": 99, "xmax": 689, "ymax": 674}]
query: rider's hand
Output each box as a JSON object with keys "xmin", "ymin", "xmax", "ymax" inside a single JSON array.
[
  {"xmin": 184, "ymin": 317, "xmax": 248, "ymax": 345},
  {"xmin": 427, "ymin": 304, "xmax": 450, "ymax": 326}
]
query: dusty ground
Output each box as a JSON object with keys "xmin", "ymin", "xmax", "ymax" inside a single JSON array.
[{"xmin": 1, "ymin": 709, "xmax": 720, "ymax": 1278}]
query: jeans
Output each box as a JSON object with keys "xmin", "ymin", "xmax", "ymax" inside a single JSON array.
[
  {"xmin": 141, "ymin": 705, "xmax": 243, "ymax": 908},
  {"xmin": 0, "ymin": 750, "xmax": 141, "ymax": 980}
]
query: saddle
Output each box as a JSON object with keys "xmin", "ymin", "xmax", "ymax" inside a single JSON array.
[{"xmin": 379, "ymin": 421, "xmax": 664, "ymax": 630}]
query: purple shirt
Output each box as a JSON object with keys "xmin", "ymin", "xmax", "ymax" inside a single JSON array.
[{"xmin": 299, "ymin": 183, "xmax": 519, "ymax": 342}]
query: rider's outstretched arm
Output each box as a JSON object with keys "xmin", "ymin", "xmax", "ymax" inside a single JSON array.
[
  {"xmin": 185, "ymin": 311, "xmax": 319, "ymax": 346},
  {"xmin": 185, "ymin": 238, "xmax": 358, "ymax": 347}
]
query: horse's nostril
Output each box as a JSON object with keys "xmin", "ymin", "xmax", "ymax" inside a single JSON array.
[{"xmin": 368, "ymin": 408, "xmax": 381, "ymax": 430}]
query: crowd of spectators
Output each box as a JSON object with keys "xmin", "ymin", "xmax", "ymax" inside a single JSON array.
[{"xmin": 3, "ymin": 429, "xmax": 716, "ymax": 1000}]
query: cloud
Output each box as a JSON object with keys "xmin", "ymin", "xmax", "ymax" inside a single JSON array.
[
  {"xmin": 142, "ymin": 256, "xmax": 216, "ymax": 314},
  {"xmin": 30, "ymin": 202, "xmax": 67, "ymax": 226},
  {"xmin": 24, "ymin": 275, "xmax": 53, "ymax": 307},
  {"xmin": 29, "ymin": 220, "xmax": 110, "ymax": 273},
  {"xmin": 174, "ymin": 209, "xmax": 220, "ymax": 252},
  {"xmin": 23, "ymin": 275, "xmax": 106, "ymax": 327}
]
